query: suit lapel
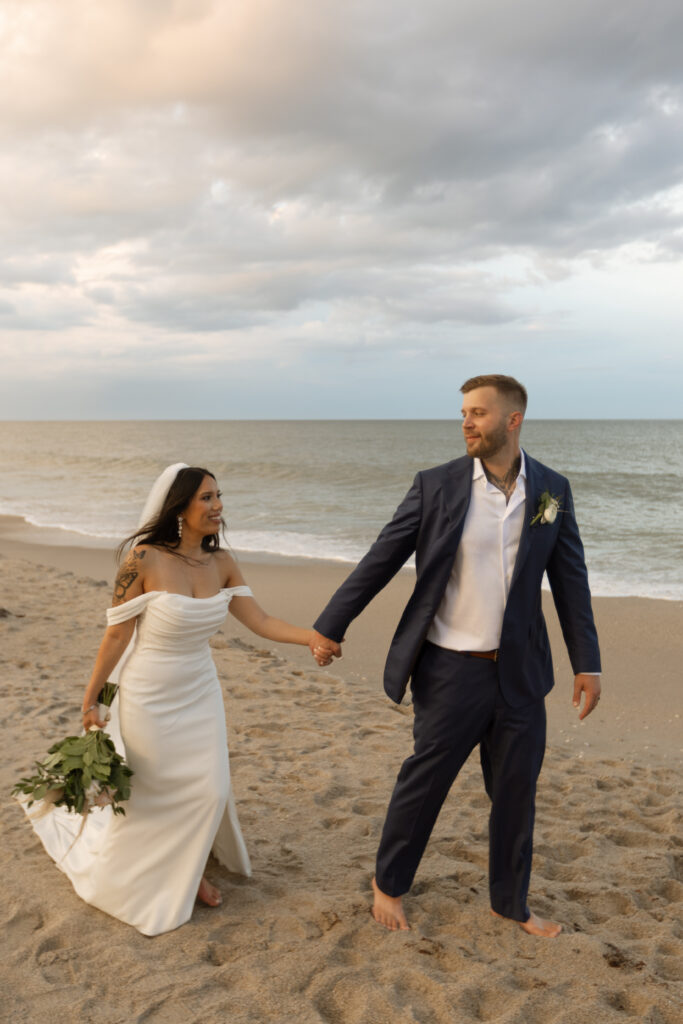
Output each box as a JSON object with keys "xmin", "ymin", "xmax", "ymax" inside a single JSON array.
[
  {"xmin": 509, "ymin": 449, "xmax": 538, "ymax": 591},
  {"xmin": 443, "ymin": 457, "xmax": 474, "ymax": 529}
]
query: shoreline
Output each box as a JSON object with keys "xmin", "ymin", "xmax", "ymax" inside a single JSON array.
[
  {"xmin": 1, "ymin": 510, "xmax": 680, "ymax": 599},
  {"xmin": 0, "ymin": 513, "xmax": 680, "ymax": 766}
]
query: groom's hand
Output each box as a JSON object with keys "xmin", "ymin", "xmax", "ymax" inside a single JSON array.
[
  {"xmin": 309, "ymin": 631, "xmax": 343, "ymax": 666},
  {"xmin": 573, "ymin": 673, "xmax": 601, "ymax": 720}
]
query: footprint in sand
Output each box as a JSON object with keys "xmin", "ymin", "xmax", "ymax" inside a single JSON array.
[
  {"xmin": 1, "ymin": 907, "xmax": 45, "ymax": 949},
  {"xmin": 350, "ymin": 798, "xmax": 384, "ymax": 817},
  {"xmin": 650, "ymin": 878, "xmax": 682, "ymax": 903},
  {"xmin": 34, "ymin": 932, "xmax": 80, "ymax": 985},
  {"xmin": 313, "ymin": 783, "xmax": 351, "ymax": 809},
  {"xmin": 604, "ymin": 826, "xmax": 663, "ymax": 849}
]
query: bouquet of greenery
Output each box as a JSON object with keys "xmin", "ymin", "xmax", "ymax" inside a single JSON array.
[{"xmin": 13, "ymin": 683, "xmax": 133, "ymax": 817}]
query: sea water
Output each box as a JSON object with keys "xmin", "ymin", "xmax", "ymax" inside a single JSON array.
[{"xmin": 1, "ymin": 419, "xmax": 681, "ymax": 599}]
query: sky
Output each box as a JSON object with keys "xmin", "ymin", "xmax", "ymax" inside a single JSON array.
[{"xmin": 1, "ymin": 0, "xmax": 682, "ymax": 419}]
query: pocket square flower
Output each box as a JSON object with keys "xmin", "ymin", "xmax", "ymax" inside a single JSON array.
[{"xmin": 530, "ymin": 490, "xmax": 561, "ymax": 526}]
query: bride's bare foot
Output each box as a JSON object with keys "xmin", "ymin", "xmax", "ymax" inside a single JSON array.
[
  {"xmin": 197, "ymin": 876, "xmax": 222, "ymax": 907},
  {"xmin": 371, "ymin": 877, "xmax": 410, "ymax": 931},
  {"xmin": 491, "ymin": 907, "xmax": 562, "ymax": 937}
]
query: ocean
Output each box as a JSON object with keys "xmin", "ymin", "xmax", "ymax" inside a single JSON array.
[{"xmin": 1, "ymin": 420, "xmax": 681, "ymax": 600}]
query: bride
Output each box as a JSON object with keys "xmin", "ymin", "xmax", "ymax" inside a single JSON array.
[{"xmin": 20, "ymin": 463, "xmax": 334, "ymax": 936}]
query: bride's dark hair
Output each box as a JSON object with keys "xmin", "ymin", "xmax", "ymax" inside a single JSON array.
[{"xmin": 117, "ymin": 466, "xmax": 225, "ymax": 562}]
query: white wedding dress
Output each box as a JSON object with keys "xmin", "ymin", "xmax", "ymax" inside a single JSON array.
[{"xmin": 21, "ymin": 587, "xmax": 252, "ymax": 936}]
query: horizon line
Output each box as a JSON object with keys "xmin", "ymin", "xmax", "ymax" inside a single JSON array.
[{"xmin": 1, "ymin": 416, "xmax": 680, "ymax": 424}]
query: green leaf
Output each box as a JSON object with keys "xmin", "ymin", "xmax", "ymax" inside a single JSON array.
[
  {"xmin": 41, "ymin": 752, "xmax": 63, "ymax": 770},
  {"xmin": 61, "ymin": 737, "xmax": 88, "ymax": 755}
]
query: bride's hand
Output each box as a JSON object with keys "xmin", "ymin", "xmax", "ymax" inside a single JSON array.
[
  {"xmin": 308, "ymin": 631, "xmax": 343, "ymax": 666},
  {"xmin": 82, "ymin": 705, "xmax": 107, "ymax": 731}
]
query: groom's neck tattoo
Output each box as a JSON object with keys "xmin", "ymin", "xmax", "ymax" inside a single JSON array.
[
  {"xmin": 483, "ymin": 455, "xmax": 521, "ymax": 504},
  {"xmin": 113, "ymin": 549, "xmax": 146, "ymax": 605}
]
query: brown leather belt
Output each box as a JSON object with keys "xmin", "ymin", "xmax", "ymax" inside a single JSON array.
[{"xmin": 459, "ymin": 649, "xmax": 499, "ymax": 662}]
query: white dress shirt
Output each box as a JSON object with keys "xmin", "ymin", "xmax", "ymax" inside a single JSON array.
[{"xmin": 427, "ymin": 454, "xmax": 527, "ymax": 652}]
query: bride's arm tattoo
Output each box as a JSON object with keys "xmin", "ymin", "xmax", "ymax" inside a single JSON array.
[{"xmin": 113, "ymin": 549, "xmax": 146, "ymax": 605}]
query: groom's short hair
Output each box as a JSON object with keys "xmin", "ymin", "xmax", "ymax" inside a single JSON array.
[{"xmin": 461, "ymin": 374, "xmax": 528, "ymax": 413}]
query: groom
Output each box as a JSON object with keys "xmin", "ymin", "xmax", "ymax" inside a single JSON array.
[{"xmin": 310, "ymin": 374, "xmax": 601, "ymax": 937}]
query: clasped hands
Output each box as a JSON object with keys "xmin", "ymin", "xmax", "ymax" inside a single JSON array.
[{"xmin": 309, "ymin": 631, "xmax": 343, "ymax": 667}]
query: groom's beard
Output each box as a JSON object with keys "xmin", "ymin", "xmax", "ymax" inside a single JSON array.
[{"xmin": 464, "ymin": 420, "xmax": 508, "ymax": 461}]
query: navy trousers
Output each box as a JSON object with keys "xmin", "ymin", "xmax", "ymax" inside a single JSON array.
[{"xmin": 375, "ymin": 641, "xmax": 546, "ymax": 922}]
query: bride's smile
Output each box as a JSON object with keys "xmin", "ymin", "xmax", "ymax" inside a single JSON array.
[{"xmin": 179, "ymin": 476, "xmax": 224, "ymax": 538}]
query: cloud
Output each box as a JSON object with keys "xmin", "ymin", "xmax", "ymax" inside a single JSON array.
[{"xmin": 1, "ymin": 1, "xmax": 682, "ymax": 415}]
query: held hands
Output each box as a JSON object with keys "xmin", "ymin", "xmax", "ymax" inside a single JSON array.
[
  {"xmin": 308, "ymin": 630, "xmax": 343, "ymax": 667},
  {"xmin": 573, "ymin": 674, "xmax": 601, "ymax": 720}
]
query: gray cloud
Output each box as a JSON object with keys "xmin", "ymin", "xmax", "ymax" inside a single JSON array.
[{"xmin": 1, "ymin": 0, "xmax": 682, "ymax": 414}]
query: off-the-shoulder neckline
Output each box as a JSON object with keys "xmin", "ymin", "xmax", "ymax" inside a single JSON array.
[{"xmin": 123, "ymin": 587, "xmax": 248, "ymax": 602}]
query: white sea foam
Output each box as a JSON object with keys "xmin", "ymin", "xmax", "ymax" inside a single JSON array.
[
  {"xmin": 227, "ymin": 530, "xmax": 363, "ymax": 563},
  {"xmin": 20, "ymin": 515, "xmax": 122, "ymax": 541}
]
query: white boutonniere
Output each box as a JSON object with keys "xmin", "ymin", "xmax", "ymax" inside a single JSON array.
[{"xmin": 530, "ymin": 490, "xmax": 561, "ymax": 526}]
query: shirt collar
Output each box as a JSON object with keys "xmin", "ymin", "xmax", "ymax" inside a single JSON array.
[{"xmin": 473, "ymin": 450, "xmax": 527, "ymax": 482}]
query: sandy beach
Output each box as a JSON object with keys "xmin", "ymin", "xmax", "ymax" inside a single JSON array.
[{"xmin": 0, "ymin": 517, "xmax": 681, "ymax": 1023}]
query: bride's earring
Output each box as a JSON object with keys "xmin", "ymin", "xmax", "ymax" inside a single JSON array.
[{"xmin": 177, "ymin": 515, "xmax": 183, "ymax": 539}]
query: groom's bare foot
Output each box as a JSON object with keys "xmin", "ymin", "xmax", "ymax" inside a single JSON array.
[
  {"xmin": 491, "ymin": 908, "xmax": 562, "ymax": 937},
  {"xmin": 197, "ymin": 876, "xmax": 222, "ymax": 907},
  {"xmin": 371, "ymin": 877, "xmax": 410, "ymax": 931}
]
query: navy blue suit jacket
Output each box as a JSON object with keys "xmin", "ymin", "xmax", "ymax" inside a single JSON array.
[{"xmin": 314, "ymin": 451, "xmax": 601, "ymax": 707}]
